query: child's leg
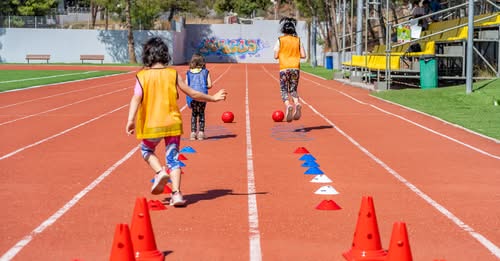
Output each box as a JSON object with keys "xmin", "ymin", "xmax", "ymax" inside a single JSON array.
[
  {"xmin": 281, "ymin": 70, "xmax": 294, "ymax": 122},
  {"xmin": 190, "ymin": 101, "xmax": 198, "ymax": 133},
  {"xmin": 289, "ymin": 69, "xmax": 300, "ymax": 104},
  {"xmin": 198, "ymin": 102, "xmax": 207, "ymax": 132},
  {"xmin": 141, "ymin": 138, "xmax": 169, "ymax": 194},
  {"xmin": 279, "ymin": 70, "xmax": 290, "ymax": 105},
  {"xmin": 164, "ymin": 136, "xmax": 186, "ymax": 206},
  {"xmin": 164, "ymin": 136, "xmax": 182, "ymax": 192},
  {"xmin": 289, "ymin": 69, "xmax": 302, "ymax": 120}
]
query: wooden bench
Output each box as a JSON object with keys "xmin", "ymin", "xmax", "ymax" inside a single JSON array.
[
  {"xmin": 80, "ymin": 54, "xmax": 105, "ymax": 64},
  {"xmin": 25, "ymin": 54, "xmax": 50, "ymax": 64}
]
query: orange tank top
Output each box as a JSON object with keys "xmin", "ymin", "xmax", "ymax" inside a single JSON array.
[
  {"xmin": 278, "ymin": 35, "xmax": 301, "ymax": 70},
  {"xmin": 135, "ymin": 67, "xmax": 183, "ymax": 139}
]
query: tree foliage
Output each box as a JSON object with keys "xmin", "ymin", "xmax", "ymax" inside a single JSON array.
[
  {"xmin": 214, "ymin": 0, "xmax": 272, "ymax": 17},
  {"xmin": 1, "ymin": 0, "xmax": 57, "ymax": 16}
]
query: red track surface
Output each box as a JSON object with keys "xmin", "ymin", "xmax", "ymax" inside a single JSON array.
[{"xmin": 0, "ymin": 64, "xmax": 499, "ymax": 261}]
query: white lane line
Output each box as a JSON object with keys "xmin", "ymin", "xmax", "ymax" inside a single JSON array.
[
  {"xmin": 262, "ymin": 65, "xmax": 500, "ymax": 258},
  {"xmin": 0, "ymin": 87, "xmax": 129, "ymax": 126},
  {"xmin": 0, "ymin": 71, "xmax": 134, "ymax": 94},
  {"xmin": 246, "ymin": 64, "xmax": 262, "ymax": 261},
  {"xmin": 0, "ymin": 105, "xmax": 127, "ymax": 161},
  {"xmin": 0, "ymin": 71, "xmax": 99, "ymax": 83},
  {"xmin": 0, "ymin": 146, "xmax": 139, "ymax": 261},
  {"xmin": 301, "ymin": 76, "xmax": 500, "ymax": 159},
  {"xmin": 0, "ymin": 78, "xmax": 132, "ymax": 109}
]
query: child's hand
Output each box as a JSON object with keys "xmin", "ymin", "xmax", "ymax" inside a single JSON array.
[
  {"xmin": 213, "ymin": 89, "xmax": 227, "ymax": 102},
  {"xmin": 126, "ymin": 121, "xmax": 135, "ymax": 135}
]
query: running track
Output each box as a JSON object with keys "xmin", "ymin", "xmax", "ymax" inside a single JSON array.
[{"xmin": 0, "ymin": 64, "xmax": 499, "ymax": 261}]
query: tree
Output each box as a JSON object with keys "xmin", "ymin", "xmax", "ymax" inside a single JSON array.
[
  {"xmin": 214, "ymin": 0, "xmax": 272, "ymax": 17},
  {"xmin": 1, "ymin": 0, "xmax": 57, "ymax": 16},
  {"xmin": 125, "ymin": 0, "xmax": 137, "ymax": 63}
]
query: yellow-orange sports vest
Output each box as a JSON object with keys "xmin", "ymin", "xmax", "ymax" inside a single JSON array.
[
  {"xmin": 135, "ymin": 68, "xmax": 183, "ymax": 139},
  {"xmin": 278, "ymin": 35, "xmax": 301, "ymax": 70}
]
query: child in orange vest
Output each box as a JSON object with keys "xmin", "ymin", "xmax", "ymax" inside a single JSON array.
[
  {"xmin": 126, "ymin": 37, "xmax": 227, "ymax": 206},
  {"xmin": 274, "ymin": 17, "xmax": 306, "ymax": 122}
]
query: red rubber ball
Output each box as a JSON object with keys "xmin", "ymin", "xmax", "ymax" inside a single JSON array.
[
  {"xmin": 221, "ymin": 111, "xmax": 234, "ymax": 123},
  {"xmin": 272, "ymin": 110, "xmax": 285, "ymax": 122}
]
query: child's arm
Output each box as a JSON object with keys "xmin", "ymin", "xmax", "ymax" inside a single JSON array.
[
  {"xmin": 207, "ymin": 72, "xmax": 212, "ymax": 89},
  {"xmin": 177, "ymin": 73, "xmax": 226, "ymax": 102},
  {"xmin": 273, "ymin": 39, "xmax": 280, "ymax": 59},
  {"xmin": 126, "ymin": 94, "xmax": 141, "ymax": 135},
  {"xmin": 300, "ymin": 41, "xmax": 306, "ymax": 59}
]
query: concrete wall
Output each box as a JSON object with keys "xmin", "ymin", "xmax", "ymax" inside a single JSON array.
[{"xmin": 0, "ymin": 20, "xmax": 309, "ymax": 64}]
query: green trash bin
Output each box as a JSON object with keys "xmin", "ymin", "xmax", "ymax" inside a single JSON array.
[{"xmin": 419, "ymin": 55, "xmax": 438, "ymax": 89}]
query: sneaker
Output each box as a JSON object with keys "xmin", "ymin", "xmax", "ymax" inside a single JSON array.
[
  {"xmin": 197, "ymin": 131, "xmax": 205, "ymax": 140},
  {"xmin": 170, "ymin": 191, "xmax": 187, "ymax": 207},
  {"xmin": 151, "ymin": 169, "xmax": 169, "ymax": 195},
  {"xmin": 285, "ymin": 105, "xmax": 294, "ymax": 122},
  {"xmin": 190, "ymin": 132, "xmax": 197, "ymax": 141},
  {"xmin": 293, "ymin": 103, "xmax": 302, "ymax": 120}
]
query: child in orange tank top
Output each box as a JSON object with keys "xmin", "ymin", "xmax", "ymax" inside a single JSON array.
[
  {"xmin": 126, "ymin": 37, "xmax": 227, "ymax": 206},
  {"xmin": 274, "ymin": 17, "xmax": 306, "ymax": 122}
]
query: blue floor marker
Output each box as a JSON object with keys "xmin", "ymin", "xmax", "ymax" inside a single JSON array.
[
  {"xmin": 301, "ymin": 161, "xmax": 320, "ymax": 168},
  {"xmin": 304, "ymin": 167, "xmax": 324, "ymax": 175},
  {"xmin": 180, "ymin": 146, "xmax": 196, "ymax": 153},
  {"xmin": 299, "ymin": 154, "xmax": 316, "ymax": 161}
]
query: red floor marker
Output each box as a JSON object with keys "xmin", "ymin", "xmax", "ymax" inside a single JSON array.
[{"xmin": 315, "ymin": 199, "xmax": 342, "ymax": 210}]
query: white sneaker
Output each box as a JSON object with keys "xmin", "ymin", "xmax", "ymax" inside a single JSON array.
[
  {"xmin": 151, "ymin": 170, "xmax": 169, "ymax": 195},
  {"xmin": 293, "ymin": 103, "xmax": 302, "ymax": 120},
  {"xmin": 170, "ymin": 191, "xmax": 187, "ymax": 207},
  {"xmin": 197, "ymin": 131, "xmax": 205, "ymax": 140},
  {"xmin": 190, "ymin": 132, "xmax": 197, "ymax": 141},
  {"xmin": 285, "ymin": 105, "xmax": 294, "ymax": 122}
]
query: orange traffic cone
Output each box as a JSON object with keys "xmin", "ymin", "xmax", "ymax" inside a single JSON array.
[
  {"xmin": 109, "ymin": 223, "xmax": 136, "ymax": 261},
  {"xmin": 130, "ymin": 197, "xmax": 164, "ymax": 261},
  {"xmin": 343, "ymin": 196, "xmax": 387, "ymax": 260},
  {"xmin": 386, "ymin": 222, "xmax": 413, "ymax": 261}
]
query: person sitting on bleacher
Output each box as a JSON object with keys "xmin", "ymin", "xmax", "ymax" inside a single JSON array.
[
  {"xmin": 411, "ymin": 0, "xmax": 430, "ymax": 30},
  {"xmin": 430, "ymin": 0, "xmax": 442, "ymax": 21}
]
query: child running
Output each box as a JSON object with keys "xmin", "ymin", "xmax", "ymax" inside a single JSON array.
[
  {"xmin": 126, "ymin": 37, "xmax": 227, "ymax": 206},
  {"xmin": 186, "ymin": 53, "xmax": 212, "ymax": 141},
  {"xmin": 273, "ymin": 17, "xmax": 307, "ymax": 122}
]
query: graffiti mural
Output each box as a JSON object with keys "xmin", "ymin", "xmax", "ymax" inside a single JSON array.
[{"xmin": 195, "ymin": 37, "xmax": 266, "ymax": 58}]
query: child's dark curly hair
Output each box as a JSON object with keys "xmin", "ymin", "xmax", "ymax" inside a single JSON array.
[
  {"xmin": 189, "ymin": 53, "xmax": 206, "ymax": 69},
  {"xmin": 142, "ymin": 37, "xmax": 171, "ymax": 67},
  {"xmin": 279, "ymin": 17, "xmax": 297, "ymax": 36}
]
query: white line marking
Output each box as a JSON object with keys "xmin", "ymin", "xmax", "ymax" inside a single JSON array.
[
  {"xmin": 0, "ymin": 146, "xmax": 139, "ymax": 261},
  {"xmin": 0, "ymin": 71, "xmax": 133, "ymax": 94},
  {"xmin": 262, "ymin": 65, "xmax": 500, "ymax": 258},
  {"xmin": 0, "ymin": 105, "xmax": 127, "ymax": 161},
  {"xmin": 0, "ymin": 87, "xmax": 129, "ymax": 126},
  {"xmin": 0, "ymin": 78, "xmax": 132, "ymax": 109},
  {"xmin": 301, "ymin": 76, "xmax": 500, "ymax": 159},
  {"xmin": 0, "ymin": 71, "xmax": 99, "ymax": 83},
  {"xmin": 246, "ymin": 64, "xmax": 262, "ymax": 261}
]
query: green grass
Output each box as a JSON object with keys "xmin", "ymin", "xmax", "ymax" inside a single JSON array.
[
  {"xmin": 0, "ymin": 70, "xmax": 127, "ymax": 92},
  {"xmin": 371, "ymin": 80, "xmax": 500, "ymax": 140},
  {"xmin": 301, "ymin": 63, "xmax": 336, "ymax": 80}
]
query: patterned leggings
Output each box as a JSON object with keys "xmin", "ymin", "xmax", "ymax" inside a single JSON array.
[
  {"xmin": 279, "ymin": 69, "xmax": 300, "ymax": 102},
  {"xmin": 190, "ymin": 100, "xmax": 207, "ymax": 132}
]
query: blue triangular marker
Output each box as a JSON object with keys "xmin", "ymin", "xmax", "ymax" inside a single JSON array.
[
  {"xmin": 299, "ymin": 154, "xmax": 316, "ymax": 161},
  {"xmin": 180, "ymin": 146, "xmax": 196, "ymax": 153},
  {"xmin": 151, "ymin": 178, "xmax": 172, "ymax": 183},
  {"xmin": 179, "ymin": 161, "xmax": 186, "ymax": 167},
  {"xmin": 301, "ymin": 161, "xmax": 319, "ymax": 167},
  {"xmin": 304, "ymin": 167, "xmax": 324, "ymax": 175}
]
